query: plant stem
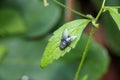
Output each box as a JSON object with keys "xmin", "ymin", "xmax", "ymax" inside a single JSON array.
[
  {"xmin": 53, "ymin": 0, "xmax": 91, "ymax": 19},
  {"xmin": 74, "ymin": 26, "xmax": 95, "ymax": 80},
  {"xmin": 74, "ymin": 0, "xmax": 106, "ymax": 80},
  {"xmin": 95, "ymin": 0, "xmax": 106, "ymax": 21}
]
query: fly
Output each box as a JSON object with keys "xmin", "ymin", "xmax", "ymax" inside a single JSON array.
[{"xmin": 59, "ymin": 29, "xmax": 77, "ymax": 50}]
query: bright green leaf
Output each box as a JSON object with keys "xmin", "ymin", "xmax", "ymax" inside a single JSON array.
[
  {"xmin": 40, "ymin": 19, "xmax": 90, "ymax": 68},
  {"xmin": 106, "ymin": 7, "xmax": 120, "ymax": 30}
]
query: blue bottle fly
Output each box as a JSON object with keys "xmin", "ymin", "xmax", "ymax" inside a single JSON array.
[{"xmin": 59, "ymin": 29, "xmax": 77, "ymax": 50}]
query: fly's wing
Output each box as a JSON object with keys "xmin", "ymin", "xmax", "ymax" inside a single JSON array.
[
  {"xmin": 69, "ymin": 36, "xmax": 77, "ymax": 41},
  {"xmin": 62, "ymin": 29, "xmax": 69, "ymax": 39}
]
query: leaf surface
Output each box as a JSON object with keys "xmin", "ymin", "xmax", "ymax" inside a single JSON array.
[
  {"xmin": 40, "ymin": 19, "xmax": 90, "ymax": 68},
  {"xmin": 106, "ymin": 7, "xmax": 120, "ymax": 30}
]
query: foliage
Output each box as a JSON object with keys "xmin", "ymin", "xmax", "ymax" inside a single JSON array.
[
  {"xmin": 0, "ymin": 34, "xmax": 109, "ymax": 80},
  {"xmin": 105, "ymin": 7, "xmax": 120, "ymax": 30},
  {"xmin": 0, "ymin": 0, "xmax": 61, "ymax": 79},
  {"xmin": 100, "ymin": 0, "xmax": 120, "ymax": 55},
  {"xmin": 0, "ymin": 0, "xmax": 120, "ymax": 80},
  {"xmin": 0, "ymin": 8, "xmax": 25, "ymax": 35},
  {"xmin": 40, "ymin": 19, "xmax": 90, "ymax": 68},
  {"xmin": 61, "ymin": 34, "xmax": 109, "ymax": 80},
  {"xmin": 41, "ymin": 0, "xmax": 119, "ymax": 80}
]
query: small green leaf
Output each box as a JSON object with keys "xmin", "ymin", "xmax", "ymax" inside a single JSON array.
[
  {"xmin": 106, "ymin": 7, "xmax": 120, "ymax": 30},
  {"xmin": 40, "ymin": 19, "xmax": 90, "ymax": 68}
]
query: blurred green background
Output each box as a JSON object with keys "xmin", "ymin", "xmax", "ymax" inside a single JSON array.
[{"xmin": 0, "ymin": 0, "xmax": 120, "ymax": 80}]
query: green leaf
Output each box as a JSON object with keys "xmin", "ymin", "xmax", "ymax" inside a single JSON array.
[
  {"xmin": 0, "ymin": 8, "xmax": 26, "ymax": 35},
  {"xmin": 23, "ymin": 0, "xmax": 61, "ymax": 37},
  {"xmin": 101, "ymin": 11, "xmax": 120, "ymax": 55},
  {"xmin": 106, "ymin": 7, "xmax": 120, "ymax": 30},
  {"xmin": 24, "ymin": 0, "xmax": 61, "ymax": 37},
  {"xmin": 40, "ymin": 19, "xmax": 90, "ymax": 68},
  {"xmin": 2, "ymin": 0, "xmax": 61, "ymax": 37},
  {"xmin": 0, "ymin": 36, "xmax": 57, "ymax": 80}
]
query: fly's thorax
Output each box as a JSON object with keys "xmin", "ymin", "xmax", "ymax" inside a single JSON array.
[
  {"xmin": 65, "ymin": 36, "xmax": 72, "ymax": 43},
  {"xmin": 59, "ymin": 37, "xmax": 71, "ymax": 50}
]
